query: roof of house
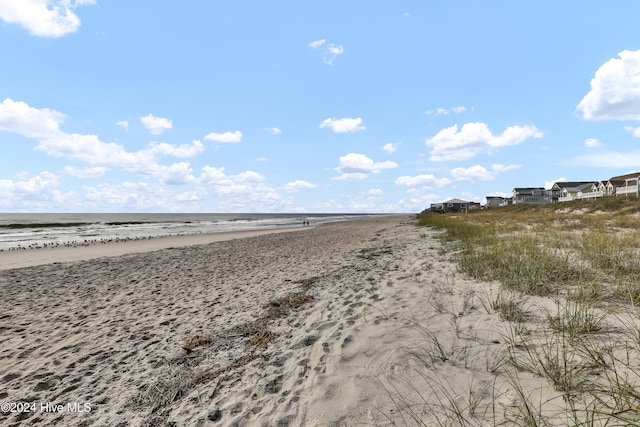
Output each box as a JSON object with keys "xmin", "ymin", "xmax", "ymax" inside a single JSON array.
[
  {"xmin": 551, "ymin": 181, "xmax": 595, "ymax": 190},
  {"xmin": 562, "ymin": 182, "xmax": 597, "ymax": 193},
  {"xmin": 444, "ymin": 198, "xmax": 468, "ymax": 204},
  {"xmin": 609, "ymin": 172, "xmax": 640, "ymax": 186}
]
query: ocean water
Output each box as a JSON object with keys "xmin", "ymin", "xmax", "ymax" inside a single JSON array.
[{"xmin": 0, "ymin": 213, "xmax": 373, "ymax": 251}]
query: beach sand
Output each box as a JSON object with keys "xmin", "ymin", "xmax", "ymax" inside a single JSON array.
[
  {"xmin": 0, "ymin": 215, "xmax": 572, "ymax": 426},
  {"xmin": 0, "ymin": 228, "xmax": 304, "ymax": 271}
]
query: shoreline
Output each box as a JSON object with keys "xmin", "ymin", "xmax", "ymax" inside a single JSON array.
[{"xmin": 0, "ymin": 226, "xmax": 308, "ymax": 271}]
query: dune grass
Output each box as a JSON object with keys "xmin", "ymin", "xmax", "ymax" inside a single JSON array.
[
  {"xmin": 402, "ymin": 197, "xmax": 640, "ymax": 426},
  {"xmin": 417, "ymin": 197, "xmax": 640, "ymax": 302}
]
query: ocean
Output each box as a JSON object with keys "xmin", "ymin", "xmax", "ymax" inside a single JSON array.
[{"xmin": 0, "ymin": 213, "xmax": 374, "ymax": 251}]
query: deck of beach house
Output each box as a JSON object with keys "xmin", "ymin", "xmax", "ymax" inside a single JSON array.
[
  {"xmin": 613, "ymin": 173, "xmax": 640, "ymax": 197},
  {"xmin": 512, "ymin": 187, "xmax": 546, "ymax": 205},
  {"xmin": 556, "ymin": 182, "xmax": 601, "ymax": 202}
]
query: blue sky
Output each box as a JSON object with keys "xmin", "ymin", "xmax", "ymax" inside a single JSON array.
[{"xmin": 1, "ymin": 1, "xmax": 640, "ymax": 213}]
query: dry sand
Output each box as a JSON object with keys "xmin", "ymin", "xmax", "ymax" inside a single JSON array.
[{"xmin": 0, "ymin": 215, "xmax": 580, "ymax": 426}]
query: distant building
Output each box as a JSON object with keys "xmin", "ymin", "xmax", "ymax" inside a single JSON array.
[
  {"xmin": 546, "ymin": 182, "xmax": 591, "ymax": 203},
  {"xmin": 549, "ymin": 182, "xmax": 597, "ymax": 203},
  {"xmin": 513, "ymin": 187, "xmax": 545, "ymax": 205},
  {"xmin": 442, "ymin": 198, "xmax": 469, "ymax": 213},
  {"xmin": 611, "ymin": 172, "xmax": 640, "ymax": 197},
  {"xmin": 427, "ymin": 198, "xmax": 470, "ymax": 213},
  {"xmin": 429, "ymin": 203, "xmax": 444, "ymax": 213},
  {"xmin": 485, "ymin": 196, "xmax": 512, "ymax": 208}
]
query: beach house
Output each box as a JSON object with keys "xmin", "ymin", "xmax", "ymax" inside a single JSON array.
[
  {"xmin": 442, "ymin": 198, "xmax": 469, "ymax": 213},
  {"xmin": 611, "ymin": 172, "xmax": 640, "ymax": 197},
  {"xmin": 485, "ymin": 196, "xmax": 512, "ymax": 208},
  {"xmin": 512, "ymin": 187, "xmax": 545, "ymax": 205},
  {"xmin": 555, "ymin": 182, "xmax": 600, "ymax": 202}
]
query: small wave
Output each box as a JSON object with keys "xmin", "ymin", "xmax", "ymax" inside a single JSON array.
[{"xmin": 0, "ymin": 222, "xmax": 92, "ymax": 229}]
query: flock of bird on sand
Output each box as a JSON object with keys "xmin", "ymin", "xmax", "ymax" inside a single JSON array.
[{"xmin": 0, "ymin": 232, "xmax": 203, "ymax": 252}]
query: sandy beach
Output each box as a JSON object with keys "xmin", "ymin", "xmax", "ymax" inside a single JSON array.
[
  {"xmin": 0, "ymin": 227, "xmax": 304, "ymax": 271},
  {"xmin": 0, "ymin": 215, "xmax": 586, "ymax": 426}
]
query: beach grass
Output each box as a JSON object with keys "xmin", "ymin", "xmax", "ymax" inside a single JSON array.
[{"xmin": 406, "ymin": 197, "xmax": 640, "ymax": 425}]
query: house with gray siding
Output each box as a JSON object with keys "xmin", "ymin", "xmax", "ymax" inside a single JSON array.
[
  {"xmin": 513, "ymin": 187, "xmax": 545, "ymax": 205},
  {"xmin": 486, "ymin": 196, "xmax": 512, "ymax": 208}
]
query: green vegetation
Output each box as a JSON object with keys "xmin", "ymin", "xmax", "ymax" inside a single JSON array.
[
  {"xmin": 402, "ymin": 196, "xmax": 640, "ymax": 426},
  {"xmin": 417, "ymin": 197, "xmax": 640, "ymax": 302}
]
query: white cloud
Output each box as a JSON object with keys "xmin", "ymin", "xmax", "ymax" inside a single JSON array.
[
  {"xmin": 327, "ymin": 44, "xmax": 343, "ymax": 55},
  {"xmin": 625, "ymin": 126, "xmax": 640, "ymax": 138},
  {"xmin": 199, "ymin": 166, "xmax": 264, "ymax": 190},
  {"xmin": 174, "ymin": 187, "xmax": 207, "ymax": 203},
  {"xmin": 146, "ymin": 140, "xmax": 205, "ymax": 157},
  {"xmin": 491, "ymin": 163, "xmax": 521, "ymax": 173},
  {"xmin": 82, "ymin": 181, "xmax": 170, "ymax": 211},
  {"xmin": 584, "ymin": 138, "xmax": 602, "ymax": 148},
  {"xmin": 204, "ymin": 130, "xmax": 243, "ymax": 143},
  {"xmin": 198, "ymin": 166, "xmax": 286, "ymax": 211},
  {"xmin": 309, "ymin": 39, "xmax": 344, "ymax": 65},
  {"xmin": 395, "ymin": 174, "xmax": 452, "ymax": 188},
  {"xmin": 116, "ymin": 120, "xmax": 129, "ymax": 132},
  {"xmin": 0, "ymin": 0, "xmax": 95, "ymax": 38},
  {"xmin": 0, "ymin": 171, "xmax": 63, "ymax": 211},
  {"xmin": 11, "ymin": 171, "xmax": 59, "ymax": 194},
  {"xmin": 265, "ymin": 127, "xmax": 282, "ymax": 135},
  {"xmin": 367, "ymin": 188, "xmax": 383, "ymax": 196},
  {"xmin": 0, "ymin": 98, "xmax": 65, "ymax": 138},
  {"xmin": 450, "ymin": 164, "xmax": 520, "ymax": 182},
  {"xmin": 140, "ymin": 114, "xmax": 172, "ymax": 135},
  {"xmin": 425, "ymin": 106, "xmax": 467, "ymax": 116},
  {"xmin": 574, "ymin": 150, "xmax": 640, "ymax": 168},
  {"xmin": 320, "ymin": 117, "xmax": 365, "ymax": 133},
  {"xmin": 158, "ymin": 162, "xmax": 194, "ymax": 185},
  {"xmin": 382, "ymin": 142, "xmax": 398, "ymax": 153},
  {"xmin": 308, "ymin": 39, "xmax": 326, "ymax": 48},
  {"xmin": 577, "ymin": 50, "xmax": 640, "ymax": 121},
  {"xmin": 0, "ymin": 98, "xmax": 206, "ymax": 180},
  {"xmin": 545, "ymin": 177, "xmax": 566, "ymax": 189},
  {"xmin": 283, "ymin": 180, "xmax": 317, "ymax": 192},
  {"xmin": 323, "ymin": 43, "xmax": 344, "ymax": 65},
  {"xmin": 425, "ymin": 122, "xmax": 543, "ymax": 161},
  {"xmin": 333, "ymin": 153, "xmax": 397, "ymax": 180},
  {"xmin": 63, "ymin": 166, "xmax": 109, "ymax": 179}
]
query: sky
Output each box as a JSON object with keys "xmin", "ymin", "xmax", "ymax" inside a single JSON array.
[{"xmin": 1, "ymin": 1, "xmax": 640, "ymax": 213}]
